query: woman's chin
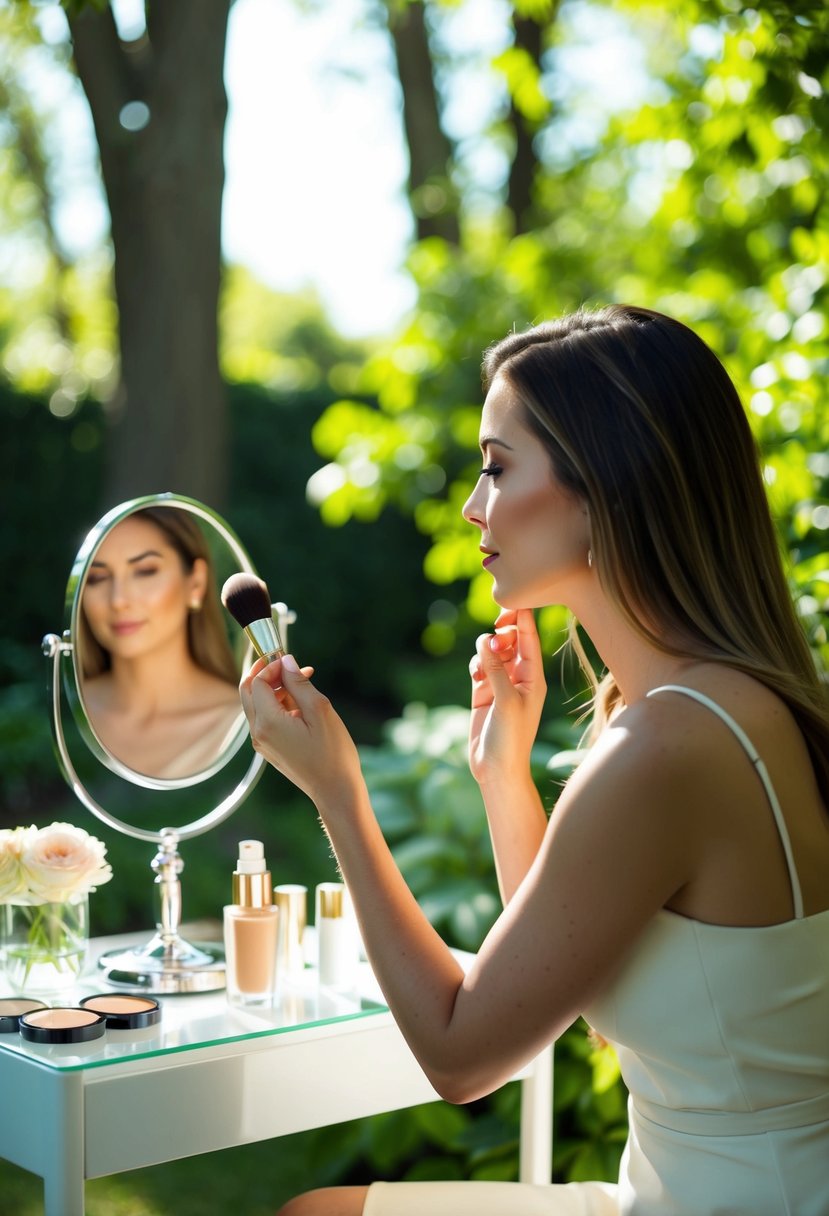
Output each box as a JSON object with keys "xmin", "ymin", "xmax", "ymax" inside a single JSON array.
[
  {"xmin": 488, "ymin": 581, "xmax": 507, "ymax": 608},
  {"xmin": 492, "ymin": 584, "xmax": 555, "ymax": 613},
  {"xmin": 491, "ymin": 587, "xmax": 522, "ymax": 611}
]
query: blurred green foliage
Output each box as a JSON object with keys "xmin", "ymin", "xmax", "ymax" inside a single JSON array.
[
  {"xmin": 308, "ymin": 0, "xmax": 829, "ymax": 667},
  {"xmin": 1, "ymin": 0, "xmax": 828, "ymax": 1208}
]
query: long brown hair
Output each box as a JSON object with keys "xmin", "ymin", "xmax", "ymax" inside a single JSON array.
[
  {"xmin": 483, "ymin": 305, "xmax": 829, "ymax": 801},
  {"xmin": 80, "ymin": 506, "xmax": 239, "ymax": 684}
]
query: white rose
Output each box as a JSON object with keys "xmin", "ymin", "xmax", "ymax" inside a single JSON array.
[
  {"xmin": 20, "ymin": 822, "xmax": 113, "ymax": 905},
  {"xmin": 0, "ymin": 826, "xmax": 36, "ymax": 903}
]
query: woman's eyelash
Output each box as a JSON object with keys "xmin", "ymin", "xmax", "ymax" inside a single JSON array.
[{"xmin": 479, "ymin": 463, "xmax": 503, "ymax": 478}]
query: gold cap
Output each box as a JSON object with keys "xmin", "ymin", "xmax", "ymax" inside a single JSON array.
[
  {"xmin": 274, "ymin": 885, "xmax": 307, "ymax": 930},
  {"xmin": 232, "ymin": 869, "xmax": 273, "ymax": 907},
  {"xmin": 231, "ymin": 840, "xmax": 273, "ymax": 907},
  {"xmin": 317, "ymin": 883, "xmax": 345, "ymax": 919},
  {"xmin": 274, "ymin": 884, "xmax": 307, "ymax": 974}
]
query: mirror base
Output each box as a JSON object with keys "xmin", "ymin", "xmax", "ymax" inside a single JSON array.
[{"xmin": 98, "ymin": 936, "xmax": 226, "ymax": 994}]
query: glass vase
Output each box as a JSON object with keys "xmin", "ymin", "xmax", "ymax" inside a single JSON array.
[{"xmin": 1, "ymin": 896, "xmax": 89, "ymax": 995}]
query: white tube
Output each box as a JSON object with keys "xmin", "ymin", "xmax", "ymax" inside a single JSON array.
[{"xmin": 315, "ymin": 882, "xmax": 359, "ymax": 990}]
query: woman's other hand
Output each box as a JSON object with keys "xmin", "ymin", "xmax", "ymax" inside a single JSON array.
[{"xmin": 468, "ymin": 608, "xmax": 547, "ymax": 786}]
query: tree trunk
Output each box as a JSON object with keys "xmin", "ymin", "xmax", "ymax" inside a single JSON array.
[
  {"xmin": 68, "ymin": 0, "xmax": 231, "ymax": 509},
  {"xmin": 506, "ymin": 8, "xmax": 555, "ymax": 234},
  {"xmin": 386, "ymin": 0, "xmax": 459, "ymax": 244}
]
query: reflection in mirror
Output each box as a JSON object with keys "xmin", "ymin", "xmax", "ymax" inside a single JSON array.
[{"xmin": 76, "ymin": 505, "xmax": 245, "ymax": 783}]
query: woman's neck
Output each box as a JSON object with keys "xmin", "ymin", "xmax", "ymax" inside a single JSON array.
[
  {"xmin": 569, "ymin": 590, "xmax": 697, "ymax": 707},
  {"xmin": 104, "ymin": 642, "xmax": 199, "ymax": 713}
]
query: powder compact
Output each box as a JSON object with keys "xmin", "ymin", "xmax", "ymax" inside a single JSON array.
[
  {"xmin": 19, "ymin": 1006, "xmax": 106, "ymax": 1044},
  {"xmin": 0, "ymin": 997, "xmax": 49, "ymax": 1034},
  {"xmin": 79, "ymin": 994, "xmax": 161, "ymax": 1030}
]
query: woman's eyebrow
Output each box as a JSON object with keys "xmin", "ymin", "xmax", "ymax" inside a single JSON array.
[
  {"xmin": 479, "ymin": 435, "xmax": 515, "ymax": 453},
  {"xmin": 89, "ymin": 548, "xmax": 164, "ymax": 569}
]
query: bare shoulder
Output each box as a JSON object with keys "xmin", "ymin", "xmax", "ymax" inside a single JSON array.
[
  {"xmin": 566, "ymin": 680, "xmax": 735, "ymax": 807},
  {"xmin": 570, "ymin": 666, "xmax": 823, "ymax": 925},
  {"xmin": 599, "ymin": 666, "xmax": 800, "ymax": 756},
  {"xmin": 548, "ymin": 667, "xmax": 793, "ymax": 887},
  {"xmin": 631, "ymin": 666, "xmax": 808, "ymax": 772},
  {"xmin": 547, "ymin": 697, "xmax": 712, "ymax": 897}
]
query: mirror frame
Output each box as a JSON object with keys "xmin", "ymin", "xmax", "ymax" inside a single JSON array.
[{"xmin": 64, "ymin": 491, "xmax": 253, "ymax": 791}]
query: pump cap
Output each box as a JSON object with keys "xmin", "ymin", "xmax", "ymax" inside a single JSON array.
[
  {"xmin": 232, "ymin": 840, "xmax": 272, "ymax": 906},
  {"xmin": 236, "ymin": 840, "xmax": 266, "ymax": 874}
]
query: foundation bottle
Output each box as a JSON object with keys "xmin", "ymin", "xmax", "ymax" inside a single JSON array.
[{"xmin": 223, "ymin": 840, "xmax": 279, "ymax": 1007}]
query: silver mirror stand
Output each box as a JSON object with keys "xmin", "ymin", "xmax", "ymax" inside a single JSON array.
[{"xmin": 96, "ymin": 829, "xmax": 230, "ymax": 992}]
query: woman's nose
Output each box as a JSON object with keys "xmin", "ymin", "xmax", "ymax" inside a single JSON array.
[
  {"xmin": 109, "ymin": 577, "xmax": 129, "ymax": 608},
  {"xmin": 462, "ymin": 481, "xmax": 484, "ymax": 528}
]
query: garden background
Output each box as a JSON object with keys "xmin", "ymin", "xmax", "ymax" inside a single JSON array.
[{"xmin": 0, "ymin": 1, "xmax": 827, "ymax": 1212}]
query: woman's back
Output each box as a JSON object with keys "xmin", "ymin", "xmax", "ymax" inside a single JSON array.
[
  {"xmin": 585, "ymin": 684, "xmax": 829, "ymax": 1216},
  {"xmin": 620, "ymin": 671, "xmax": 829, "ymax": 926}
]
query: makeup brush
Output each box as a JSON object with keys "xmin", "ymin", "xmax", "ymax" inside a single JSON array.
[{"xmin": 221, "ymin": 573, "xmax": 285, "ymax": 664}]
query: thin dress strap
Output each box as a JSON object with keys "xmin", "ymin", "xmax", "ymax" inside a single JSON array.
[{"xmin": 646, "ymin": 684, "xmax": 804, "ymax": 919}]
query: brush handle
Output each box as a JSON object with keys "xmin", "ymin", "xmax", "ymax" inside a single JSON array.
[{"xmin": 244, "ymin": 618, "xmax": 285, "ymax": 663}]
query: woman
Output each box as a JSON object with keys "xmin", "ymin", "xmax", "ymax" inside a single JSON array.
[
  {"xmin": 81, "ymin": 506, "xmax": 242, "ymax": 779},
  {"xmin": 241, "ymin": 306, "xmax": 829, "ymax": 1215}
]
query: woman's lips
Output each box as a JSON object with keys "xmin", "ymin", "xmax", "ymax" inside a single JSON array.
[
  {"xmin": 111, "ymin": 621, "xmax": 144, "ymax": 636},
  {"xmin": 482, "ymin": 553, "xmax": 499, "ymax": 569}
]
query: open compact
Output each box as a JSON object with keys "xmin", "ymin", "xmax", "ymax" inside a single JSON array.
[
  {"xmin": 0, "ymin": 998, "xmax": 50, "ymax": 1034},
  {"xmin": 19, "ymin": 1006, "xmax": 106, "ymax": 1044},
  {"xmin": 79, "ymin": 994, "xmax": 161, "ymax": 1030}
]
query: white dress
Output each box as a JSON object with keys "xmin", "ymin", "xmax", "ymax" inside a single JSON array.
[{"xmin": 364, "ymin": 687, "xmax": 829, "ymax": 1216}]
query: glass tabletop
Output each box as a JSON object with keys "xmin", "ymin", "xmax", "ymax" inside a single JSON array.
[{"xmin": 0, "ymin": 934, "xmax": 387, "ymax": 1073}]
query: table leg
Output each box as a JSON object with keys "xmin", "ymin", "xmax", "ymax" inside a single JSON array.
[
  {"xmin": 42, "ymin": 1070, "xmax": 86, "ymax": 1216},
  {"xmin": 519, "ymin": 1044, "xmax": 553, "ymax": 1184},
  {"xmin": 0, "ymin": 1052, "xmax": 86, "ymax": 1216}
]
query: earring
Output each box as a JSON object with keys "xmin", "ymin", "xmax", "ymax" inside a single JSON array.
[
  {"xmin": 189, "ymin": 598, "xmax": 202, "ymax": 612},
  {"xmin": 587, "ymin": 548, "xmax": 593, "ymax": 569}
]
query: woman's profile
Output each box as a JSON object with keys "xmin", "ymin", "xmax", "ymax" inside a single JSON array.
[
  {"xmin": 240, "ymin": 306, "xmax": 829, "ymax": 1215},
  {"xmin": 80, "ymin": 506, "xmax": 242, "ymax": 780}
]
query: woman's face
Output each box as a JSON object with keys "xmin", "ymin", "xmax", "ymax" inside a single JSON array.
[
  {"xmin": 462, "ymin": 373, "xmax": 591, "ymax": 609},
  {"xmin": 82, "ymin": 516, "xmax": 207, "ymax": 663}
]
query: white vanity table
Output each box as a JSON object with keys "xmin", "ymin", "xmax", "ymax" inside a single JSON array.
[{"xmin": 0, "ymin": 934, "xmax": 553, "ymax": 1216}]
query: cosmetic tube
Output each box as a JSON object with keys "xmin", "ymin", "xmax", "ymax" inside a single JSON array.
[
  {"xmin": 274, "ymin": 884, "xmax": 307, "ymax": 979},
  {"xmin": 316, "ymin": 882, "xmax": 359, "ymax": 991},
  {"xmin": 224, "ymin": 840, "xmax": 279, "ymax": 1007}
]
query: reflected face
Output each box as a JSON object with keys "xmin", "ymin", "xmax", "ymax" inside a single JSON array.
[
  {"xmin": 462, "ymin": 374, "xmax": 591, "ymax": 609},
  {"xmin": 82, "ymin": 517, "xmax": 206, "ymax": 663}
]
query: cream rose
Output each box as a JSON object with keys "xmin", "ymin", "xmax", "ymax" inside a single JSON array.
[
  {"xmin": 19, "ymin": 822, "xmax": 113, "ymax": 905},
  {"xmin": 0, "ymin": 826, "xmax": 36, "ymax": 902}
]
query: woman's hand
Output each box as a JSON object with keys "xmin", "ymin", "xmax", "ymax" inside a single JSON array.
[
  {"xmin": 468, "ymin": 608, "xmax": 547, "ymax": 787},
  {"xmin": 239, "ymin": 654, "xmax": 363, "ymax": 811}
]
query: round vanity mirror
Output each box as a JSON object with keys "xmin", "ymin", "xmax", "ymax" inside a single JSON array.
[
  {"xmin": 66, "ymin": 494, "xmax": 250, "ymax": 789},
  {"xmin": 43, "ymin": 492, "xmax": 294, "ymax": 994}
]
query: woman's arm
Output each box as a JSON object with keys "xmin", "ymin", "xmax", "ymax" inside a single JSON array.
[{"xmin": 241, "ymin": 654, "xmax": 693, "ymax": 1105}]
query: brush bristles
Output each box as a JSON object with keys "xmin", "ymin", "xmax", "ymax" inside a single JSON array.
[{"xmin": 221, "ymin": 573, "xmax": 274, "ymax": 629}]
